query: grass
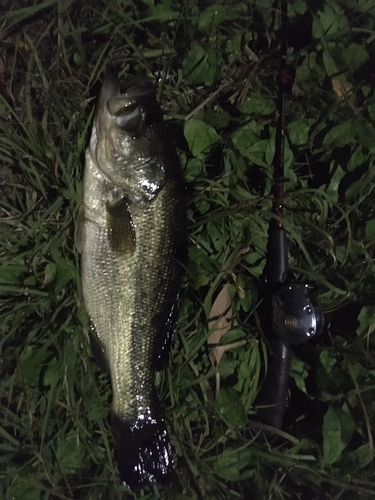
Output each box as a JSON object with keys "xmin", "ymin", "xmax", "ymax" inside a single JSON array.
[{"xmin": 1, "ymin": 0, "xmax": 375, "ymax": 498}]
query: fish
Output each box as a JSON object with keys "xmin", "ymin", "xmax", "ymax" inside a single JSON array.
[{"xmin": 75, "ymin": 70, "xmax": 186, "ymax": 490}]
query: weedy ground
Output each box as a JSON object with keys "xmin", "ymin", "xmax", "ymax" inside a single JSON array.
[{"xmin": 1, "ymin": 0, "xmax": 375, "ymax": 499}]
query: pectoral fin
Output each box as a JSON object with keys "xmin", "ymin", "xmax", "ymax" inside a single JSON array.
[{"xmin": 106, "ymin": 197, "xmax": 136, "ymax": 256}]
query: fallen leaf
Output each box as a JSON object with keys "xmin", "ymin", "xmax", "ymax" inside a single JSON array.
[
  {"xmin": 332, "ymin": 78, "xmax": 355, "ymax": 109},
  {"xmin": 208, "ymin": 283, "xmax": 232, "ymax": 359},
  {"xmin": 207, "ymin": 284, "xmax": 247, "ymax": 399}
]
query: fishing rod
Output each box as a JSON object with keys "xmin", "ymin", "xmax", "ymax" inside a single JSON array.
[{"xmin": 254, "ymin": 0, "xmax": 324, "ymax": 431}]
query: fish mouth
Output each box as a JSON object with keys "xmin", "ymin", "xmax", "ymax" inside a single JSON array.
[
  {"xmin": 113, "ymin": 73, "xmax": 157, "ymax": 113},
  {"xmin": 96, "ymin": 71, "xmax": 160, "ymax": 134},
  {"xmin": 107, "ymin": 81, "xmax": 160, "ymax": 132}
]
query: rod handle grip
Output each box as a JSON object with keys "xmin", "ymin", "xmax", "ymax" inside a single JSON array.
[{"xmin": 255, "ymin": 337, "xmax": 292, "ymax": 430}]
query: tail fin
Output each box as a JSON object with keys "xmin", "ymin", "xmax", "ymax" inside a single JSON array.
[{"xmin": 111, "ymin": 410, "xmax": 174, "ymax": 491}]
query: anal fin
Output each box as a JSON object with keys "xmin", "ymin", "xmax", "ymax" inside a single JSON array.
[
  {"xmin": 88, "ymin": 322, "xmax": 109, "ymax": 373},
  {"xmin": 152, "ymin": 295, "xmax": 180, "ymax": 371}
]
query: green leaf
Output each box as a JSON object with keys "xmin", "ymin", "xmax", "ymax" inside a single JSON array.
[
  {"xmin": 245, "ymin": 251, "xmax": 265, "ymax": 277},
  {"xmin": 356, "ymin": 121, "xmax": 375, "ymax": 150},
  {"xmin": 342, "ymin": 43, "xmax": 369, "ymax": 72},
  {"xmin": 347, "ymin": 147, "xmax": 364, "ymax": 171},
  {"xmin": 256, "ymin": 0, "xmax": 273, "ymax": 8},
  {"xmin": 356, "ymin": 306, "xmax": 375, "ymax": 337},
  {"xmin": 146, "ymin": 4, "xmax": 178, "ymax": 22},
  {"xmin": 56, "ymin": 433, "xmax": 87, "ymax": 474},
  {"xmin": 219, "ymin": 356, "xmax": 240, "ymax": 379},
  {"xmin": 225, "ymin": 34, "xmax": 243, "ymax": 64},
  {"xmin": 204, "ymin": 109, "xmax": 231, "ymax": 130},
  {"xmin": 231, "ymin": 125, "xmax": 261, "ymax": 153},
  {"xmin": 290, "ymin": 357, "xmax": 310, "ymax": 393},
  {"xmin": 288, "ymin": 119, "xmax": 314, "ymax": 146},
  {"xmin": 205, "ymin": 48, "xmax": 222, "ymax": 86},
  {"xmin": 368, "ymin": 103, "xmax": 375, "ymax": 122},
  {"xmin": 323, "ymin": 407, "xmax": 355, "ymax": 465},
  {"xmin": 239, "ymin": 287, "xmax": 254, "ymax": 312},
  {"xmin": 239, "ymin": 95, "xmax": 275, "ymax": 116},
  {"xmin": 9, "ymin": 477, "xmax": 42, "ymax": 500},
  {"xmin": 256, "ymin": 0, "xmax": 277, "ymax": 28},
  {"xmin": 322, "ymin": 50, "xmax": 336, "ymax": 77},
  {"xmin": 183, "ymin": 42, "xmax": 207, "ymax": 84},
  {"xmin": 290, "ymin": 0, "xmax": 307, "ymax": 15},
  {"xmin": 43, "ymin": 358, "xmax": 60, "ymax": 391},
  {"xmin": 183, "ymin": 42, "xmax": 222, "ymax": 85},
  {"xmin": 357, "ymin": 0, "xmax": 375, "ymax": 13},
  {"xmin": 184, "ymin": 157, "xmax": 204, "ymax": 181},
  {"xmin": 188, "ymin": 247, "xmax": 217, "ymax": 287},
  {"xmin": 54, "ymin": 256, "xmax": 76, "ymax": 286},
  {"xmin": 73, "ymin": 52, "xmax": 83, "ymax": 67},
  {"xmin": 0, "ymin": 257, "xmax": 26, "ymax": 285},
  {"xmin": 218, "ymin": 388, "xmax": 247, "ymax": 427},
  {"xmin": 220, "ymin": 329, "xmax": 246, "ymax": 345},
  {"xmin": 86, "ymin": 386, "xmax": 110, "ymax": 420},
  {"xmin": 346, "ymin": 442, "xmax": 374, "ymax": 468},
  {"xmin": 233, "ymin": 138, "xmax": 269, "ymax": 168},
  {"xmin": 312, "ymin": 5, "xmax": 348, "ymax": 38},
  {"xmin": 345, "ymin": 361, "xmax": 366, "ymax": 381},
  {"xmin": 320, "ymin": 350, "xmax": 337, "ymax": 374},
  {"xmin": 296, "ymin": 52, "xmax": 325, "ymax": 82},
  {"xmin": 184, "ymin": 119, "xmax": 219, "ymax": 158},
  {"xmin": 323, "ymin": 122, "xmax": 356, "ymax": 148},
  {"xmin": 214, "ymin": 447, "xmax": 255, "ymax": 481},
  {"xmin": 365, "ymin": 220, "xmax": 375, "ymax": 241},
  {"xmin": 345, "ymin": 171, "xmax": 369, "ymax": 199},
  {"xmin": 207, "ymin": 221, "xmax": 225, "ymax": 252},
  {"xmin": 325, "ymin": 165, "xmax": 345, "ymax": 202},
  {"xmin": 44, "ymin": 262, "xmax": 57, "ymax": 284},
  {"xmin": 19, "ymin": 345, "xmax": 50, "ymax": 387},
  {"xmin": 197, "ymin": 4, "xmax": 227, "ymax": 32}
]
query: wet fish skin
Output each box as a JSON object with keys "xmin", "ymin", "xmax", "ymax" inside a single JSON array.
[{"xmin": 76, "ymin": 71, "xmax": 186, "ymax": 490}]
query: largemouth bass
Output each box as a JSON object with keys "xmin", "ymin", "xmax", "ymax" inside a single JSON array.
[{"xmin": 75, "ymin": 71, "xmax": 186, "ymax": 490}]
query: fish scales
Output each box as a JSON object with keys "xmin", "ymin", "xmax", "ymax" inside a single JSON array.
[
  {"xmin": 76, "ymin": 71, "xmax": 186, "ymax": 490},
  {"xmin": 82, "ymin": 178, "xmax": 182, "ymax": 417}
]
